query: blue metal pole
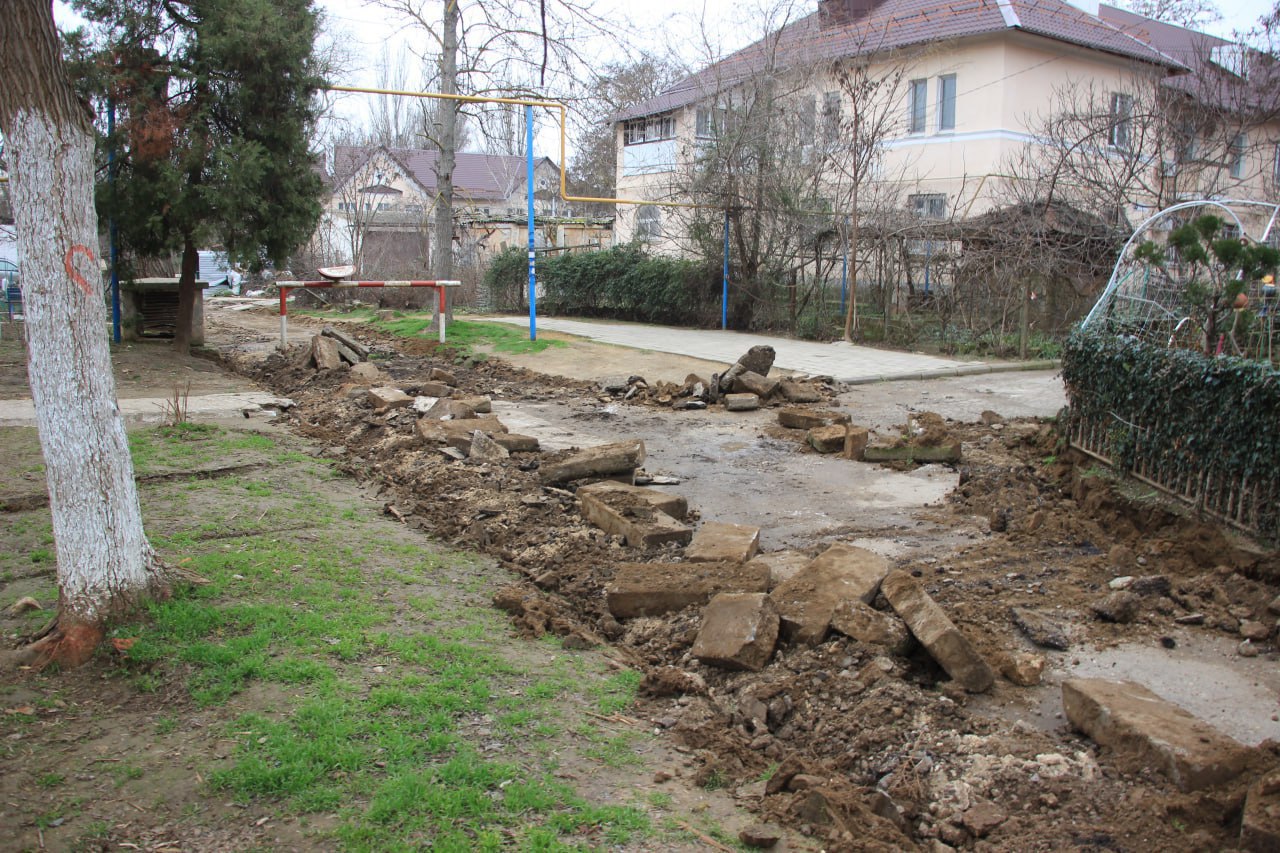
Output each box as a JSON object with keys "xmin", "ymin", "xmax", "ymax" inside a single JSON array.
[
  {"xmin": 840, "ymin": 215, "xmax": 848, "ymax": 315},
  {"xmin": 108, "ymin": 100, "xmax": 121, "ymax": 343},
  {"xmin": 721, "ymin": 210, "xmax": 729, "ymax": 330},
  {"xmin": 526, "ymin": 105, "xmax": 537, "ymax": 341}
]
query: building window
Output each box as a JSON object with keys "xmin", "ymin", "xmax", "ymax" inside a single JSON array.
[
  {"xmin": 635, "ymin": 205, "xmax": 662, "ymax": 241},
  {"xmin": 1176, "ymin": 119, "xmax": 1197, "ymax": 163},
  {"xmin": 624, "ymin": 113, "xmax": 675, "ymax": 146},
  {"xmin": 798, "ymin": 95, "xmax": 816, "ymax": 140},
  {"xmin": 695, "ymin": 106, "xmax": 725, "ymax": 140},
  {"xmin": 822, "ymin": 91, "xmax": 841, "ymax": 144},
  {"xmin": 908, "ymin": 79, "xmax": 927, "ymax": 134},
  {"xmin": 937, "ymin": 74, "xmax": 956, "ymax": 131},
  {"xmin": 1273, "ymin": 143, "xmax": 1280, "ymax": 185},
  {"xmin": 1109, "ymin": 93, "xmax": 1133, "ymax": 149},
  {"xmin": 1230, "ymin": 132, "xmax": 1247, "ymax": 178},
  {"xmin": 908, "ymin": 193, "xmax": 948, "ymax": 219}
]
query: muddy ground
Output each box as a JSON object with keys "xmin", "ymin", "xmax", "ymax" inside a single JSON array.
[{"xmin": 10, "ymin": 300, "xmax": 1280, "ymax": 851}]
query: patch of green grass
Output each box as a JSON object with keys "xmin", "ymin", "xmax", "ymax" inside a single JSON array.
[
  {"xmin": 87, "ymin": 425, "xmax": 662, "ymax": 848},
  {"xmin": 590, "ymin": 668, "xmax": 642, "ymax": 714},
  {"xmin": 367, "ymin": 315, "xmax": 566, "ymax": 359},
  {"xmin": 37, "ymin": 772, "xmax": 65, "ymax": 788},
  {"xmin": 113, "ymin": 764, "xmax": 144, "ymax": 786}
]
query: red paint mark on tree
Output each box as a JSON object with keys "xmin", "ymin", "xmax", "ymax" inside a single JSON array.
[{"xmin": 64, "ymin": 244, "xmax": 97, "ymax": 297}]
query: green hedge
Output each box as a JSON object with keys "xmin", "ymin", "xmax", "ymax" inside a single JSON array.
[
  {"xmin": 1062, "ymin": 329, "xmax": 1280, "ymax": 538},
  {"xmin": 484, "ymin": 246, "xmax": 721, "ymax": 326}
]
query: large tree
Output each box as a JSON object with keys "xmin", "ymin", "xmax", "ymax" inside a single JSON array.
[
  {"xmin": 72, "ymin": 0, "xmax": 325, "ymax": 352},
  {"xmin": 370, "ymin": 0, "xmax": 617, "ymax": 279},
  {"xmin": 0, "ymin": 0, "xmax": 168, "ymax": 668}
]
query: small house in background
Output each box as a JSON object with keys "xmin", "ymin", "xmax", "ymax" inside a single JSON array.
[{"xmin": 303, "ymin": 145, "xmax": 611, "ymax": 301}]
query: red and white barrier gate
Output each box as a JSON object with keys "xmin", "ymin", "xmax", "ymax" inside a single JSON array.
[{"xmin": 274, "ymin": 280, "xmax": 461, "ymax": 348}]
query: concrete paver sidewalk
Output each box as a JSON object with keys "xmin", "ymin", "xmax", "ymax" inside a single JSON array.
[{"xmin": 474, "ymin": 315, "xmax": 1052, "ymax": 384}]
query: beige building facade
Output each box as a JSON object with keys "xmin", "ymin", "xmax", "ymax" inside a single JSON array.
[{"xmin": 614, "ymin": 0, "xmax": 1280, "ymax": 250}]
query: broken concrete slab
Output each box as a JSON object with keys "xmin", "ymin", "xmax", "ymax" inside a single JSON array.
[
  {"xmin": 718, "ymin": 345, "xmax": 776, "ymax": 393},
  {"xmin": 777, "ymin": 408, "xmax": 849, "ymax": 430},
  {"xmin": 310, "ymin": 334, "xmax": 342, "ymax": 370},
  {"xmin": 1062, "ymin": 678, "xmax": 1251, "ymax": 791},
  {"xmin": 777, "ymin": 379, "xmax": 821, "ymax": 403},
  {"xmin": 829, "ymin": 599, "xmax": 912, "ymax": 655},
  {"xmin": 420, "ymin": 398, "xmax": 478, "ymax": 420},
  {"xmin": 1011, "ymin": 607, "xmax": 1071, "ymax": 651},
  {"xmin": 321, "ymin": 325, "xmax": 368, "ymax": 358},
  {"xmin": 807, "ymin": 424, "xmax": 849, "ymax": 454},
  {"xmin": 348, "ymin": 362, "xmax": 384, "ymax": 384},
  {"xmin": 881, "ymin": 570, "xmax": 995, "ymax": 693},
  {"xmin": 605, "ymin": 561, "xmax": 770, "ymax": 618},
  {"xmin": 1241, "ymin": 770, "xmax": 1280, "ymax": 852},
  {"xmin": 732, "ymin": 370, "xmax": 780, "ymax": 399},
  {"xmin": 691, "ymin": 592, "xmax": 780, "ymax": 671},
  {"xmin": 468, "ymin": 430, "xmax": 509, "ymax": 462},
  {"xmin": 771, "ymin": 543, "xmax": 891, "ymax": 646},
  {"xmin": 417, "ymin": 416, "xmax": 508, "ymax": 444},
  {"xmin": 864, "ymin": 441, "xmax": 962, "ymax": 463},
  {"xmin": 577, "ymin": 487, "xmax": 693, "ymax": 549},
  {"xmin": 841, "ymin": 427, "xmax": 869, "ymax": 461},
  {"xmin": 428, "ymin": 366, "xmax": 456, "ymax": 384},
  {"xmin": 454, "ymin": 395, "xmax": 492, "ymax": 414},
  {"xmin": 541, "ymin": 439, "xmax": 645, "ymax": 484},
  {"xmin": 368, "ymin": 386, "xmax": 414, "ymax": 410},
  {"xmin": 577, "ymin": 481, "xmax": 687, "ymax": 520},
  {"xmin": 1000, "ymin": 651, "xmax": 1046, "ymax": 686},
  {"xmin": 686, "ymin": 521, "xmax": 760, "ymax": 564},
  {"xmin": 418, "ymin": 381, "xmax": 454, "ymax": 398},
  {"xmin": 747, "ymin": 550, "xmax": 812, "ymax": 591},
  {"xmin": 724, "ymin": 393, "xmax": 761, "ymax": 411}
]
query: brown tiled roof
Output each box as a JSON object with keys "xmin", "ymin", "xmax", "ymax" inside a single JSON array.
[
  {"xmin": 618, "ymin": 0, "xmax": 1183, "ymax": 122},
  {"xmin": 1098, "ymin": 4, "xmax": 1279, "ymax": 115},
  {"xmin": 332, "ymin": 145, "xmax": 558, "ymax": 204}
]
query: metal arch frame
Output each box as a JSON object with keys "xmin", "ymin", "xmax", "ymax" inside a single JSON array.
[{"xmin": 1082, "ymin": 199, "xmax": 1280, "ymax": 330}]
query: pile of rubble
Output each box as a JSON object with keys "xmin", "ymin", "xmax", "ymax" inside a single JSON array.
[{"xmin": 235, "ymin": 323, "xmax": 1280, "ymax": 851}]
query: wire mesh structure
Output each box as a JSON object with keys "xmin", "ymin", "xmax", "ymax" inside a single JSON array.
[{"xmin": 1082, "ymin": 200, "xmax": 1280, "ymax": 361}]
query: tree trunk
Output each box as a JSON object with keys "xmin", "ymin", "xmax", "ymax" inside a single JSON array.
[
  {"xmin": 0, "ymin": 0, "xmax": 167, "ymax": 668},
  {"xmin": 174, "ymin": 238, "xmax": 199, "ymax": 353},
  {"xmin": 433, "ymin": 0, "xmax": 459, "ymax": 283}
]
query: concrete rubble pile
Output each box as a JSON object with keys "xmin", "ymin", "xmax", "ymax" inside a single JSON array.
[{"xmin": 259, "ymin": 328, "xmax": 1280, "ymax": 852}]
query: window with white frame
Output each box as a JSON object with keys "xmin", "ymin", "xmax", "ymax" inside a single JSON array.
[
  {"xmin": 1273, "ymin": 142, "xmax": 1280, "ymax": 185},
  {"xmin": 695, "ymin": 105, "xmax": 725, "ymax": 140},
  {"xmin": 908, "ymin": 193, "xmax": 948, "ymax": 219},
  {"xmin": 635, "ymin": 205, "xmax": 662, "ymax": 241},
  {"xmin": 1109, "ymin": 93, "xmax": 1133, "ymax": 149},
  {"xmin": 908, "ymin": 79, "xmax": 927, "ymax": 134},
  {"xmin": 822, "ymin": 91, "xmax": 841, "ymax": 144},
  {"xmin": 623, "ymin": 113, "xmax": 675, "ymax": 146},
  {"xmin": 937, "ymin": 74, "xmax": 956, "ymax": 131},
  {"xmin": 1229, "ymin": 132, "xmax": 1247, "ymax": 178}
]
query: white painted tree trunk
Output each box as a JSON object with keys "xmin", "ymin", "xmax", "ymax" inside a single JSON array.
[
  {"xmin": 7, "ymin": 108, "xmax": 163, "ymax": 628},
  {"xmin": 0, "ymin": 0, "xmax": 165, "ymax": 658}
]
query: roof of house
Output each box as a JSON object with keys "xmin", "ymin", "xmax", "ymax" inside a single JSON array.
[
  {"xmin": 331, "ymin": 146, "xmax": 559, "ymax": 204},
  {"xmin": 617, "ymin": 0, "xmax": 1185, "ymax": 122},
  {"xmin": 1098, "ymin": 4, "xmax": 1280, "ymax": 114}
]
